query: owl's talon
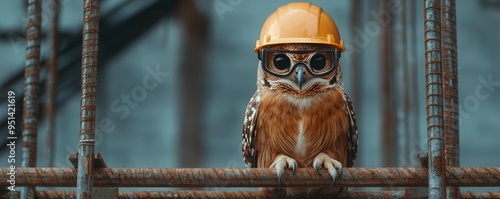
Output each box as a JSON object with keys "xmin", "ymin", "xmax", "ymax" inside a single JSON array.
[
  {"xmin": 313, "ymin": 152, "xmax": 343, "ymax": 188},
  {"xmin": 329, "ymin": 164, "xmax": 343, "ymax": 188},
  {"xmin": 328, "ymin": 171, "xmax": 338, "ymax": 188},
  {"xmin": 313, "ymin": 162, "xmax": 322, "ymax": 176},
  {"xmin": 277, "ymin": 169, "xmax": 284, "ymax": 186},
  {"xmin": 270, "ymin": 154, "xmax": 297, "ymax": 186}
]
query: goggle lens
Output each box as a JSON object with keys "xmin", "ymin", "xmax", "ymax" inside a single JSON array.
[{"xmin": 260, "ymin": 48, "xmax": 340, "ymax": 77}]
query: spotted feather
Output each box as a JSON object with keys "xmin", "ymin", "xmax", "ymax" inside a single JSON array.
[
  {"xmin": 343, "ymin": 93, "xmax": 358, "ymax": 167},
  {"xmin": 242, "ymin": 90, "xmax": 261, "ymax": 167}
]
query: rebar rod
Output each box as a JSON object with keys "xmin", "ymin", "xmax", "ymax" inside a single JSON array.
[
  {"xmin": 28, "ymin": 190, "xmax": 500, "ymax": 199},
  {"xmin": 460, "ymin": 191, "xmax": 500, "ymax": 199},
  {"xmin": 392, "ymin": 0, "xmax": 410, "ymax": 166},
  {"xmin": 344, "ymin": 191, "xmax": 500, "ymax": 199},
  {"xmin": 77, "ymin": 0, "xmax": 100, "ymax": 198},
  {"xmin": 45, "ymin": 0, "xmax": 59, "ymax": 169},
  {"xmin": 36, "ymin": 191, "xmax": 268, "ymax": 199},
  {"xmin": 21, "ymin": 0, "xmax": 42, "ymax": 198},
  {"xmin": 441, "ymin": 0, "xmax": 460, "ymax": 198},
  {"xmin": 177, "ymin": 0, "xmax": 209, "ymax": 167},
  {"xmin": 401, "ymin": 0, "xmax": 411, "ymax": 167},
  {"xmin": 340, "ymin": 190, "xmax": 406, "ymax": 198},
  {"xmin": 409, "ymin": 0, "xmax": 420, "ymax": 156},
  {"xmin": 424, "ymin": 0, "xmax": 446, "ymax": 198},
  {"xmin": 380, "ymin": 0, "xmax": 397, "ymax": 167},
  {"xmin": 1, "ymin": 167, "xmax": 499, "ymax": 187}
]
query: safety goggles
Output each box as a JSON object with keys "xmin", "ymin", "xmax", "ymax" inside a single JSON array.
[{"xmin": 258, "ymin": 48, "xmax": 341, "ymax": 77}]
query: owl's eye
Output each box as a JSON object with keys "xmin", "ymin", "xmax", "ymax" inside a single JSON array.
[
  {"xmin": 273, "ymin": 54, "xmax": 290, "ymax": 70},
  {"xmin": 310, "ymin": 54, "xmax": 326, "ymax": 71}
]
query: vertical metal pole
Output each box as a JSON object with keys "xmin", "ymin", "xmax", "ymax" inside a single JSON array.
[
  {"xmin": 77, "ymin": 0, "xmax": 100, "ymax": 198},
  {"xmin": 178, "ymin": 0, "xmax": 209, "ymax": 167},
  {"xmin": 409, "ymin": 0, "xmax": 420, "ymax": 159},
  {"xmin": 391, "ymin": 0, "xmax": 408, "ymax": 166},
  {"xmin": 424, "ymin": 0, "xmax": 446, "ymax": 198},
  {"xmin": 380, "ymin": 0, "xmax": 396, "ymax": 167},
  {"xmin": 401, "ymin": 0, "xmax": 411, "ymax": 165},
  {"xmin": 21, "ymin": 0, "xmax": 42, "ymax": 198},
  {"xmin": 404, "ymin": 4, "xmax": 420, "ymax": 198},
  {"xmin": 442, "ymin": 0, "xmax": 459, "ymax": 198},
  {"xmin": 45, "ymin": 0, "xmax": 59, "ymax": 168}
]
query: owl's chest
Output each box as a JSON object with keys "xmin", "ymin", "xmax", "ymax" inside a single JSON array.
[{"xmin": 257, "ymin": 90, "xmax": 348, "ymax": 163}]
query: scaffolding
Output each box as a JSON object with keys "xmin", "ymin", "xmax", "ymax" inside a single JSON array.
[{"xmin": 2, "ymin": 0, "xmax": 499, "ymax": 198}]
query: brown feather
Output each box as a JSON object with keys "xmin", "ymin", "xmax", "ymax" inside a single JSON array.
[{"xmin": 256, "ymin": 87, "xmax": 351, "ymax": 168}]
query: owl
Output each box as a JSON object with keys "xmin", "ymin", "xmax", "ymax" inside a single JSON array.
[{"xmin": 241, "ymin": 2, "xmax": 358, "ymax": 198}]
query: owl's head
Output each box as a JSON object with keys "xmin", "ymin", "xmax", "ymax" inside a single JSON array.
[
  {"xmin": 257, "ymin": 43, "xmax": 342, "ymax": 97},
  {"xmin": 254, "ymin": 2, "xmax": 345, "ymax": 98}
]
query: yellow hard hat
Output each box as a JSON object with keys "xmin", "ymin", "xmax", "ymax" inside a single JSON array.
[{"xmin": 255, "ymin": 2, "xmax": 345, "ymax": 53}]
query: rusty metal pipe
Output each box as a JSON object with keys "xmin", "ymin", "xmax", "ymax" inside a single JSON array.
[
  {"xmin": 1, "ymin": 167, "xmax": 499, "ymax": 187},
  {"xmin": 45, "ymin": 0, "xmax": 60, "ymax": 169},
  {"xmin": 460, "ymin": 191, "xmax": 500, "ymax": 199},
  {"xmin": 77, "ymin": 0, "xmax": 100, "ymax": 198},
  {"xmin": 380, "ymin": 0, "xmax": 397, "ymax": 167},
  {"xmin": 409, "ymin": 0, "xmax": 420, "ymax": 156},
  {"xmin": 441, "ymin": 0, "xmax": 460, "ymax": 198},
  {"xmin": 21, "ymin": 0, "xmax": 42, "ymax": 198},
  {"xmin": 340, "ymin": 191, "xmax": 500, "ymax": 199},
  {"xmin": 26, "ymin": 190, "xmax": 500, "ymax": 199},
  {"xmin": 35, "ymin": 191, "xmax": 266, "ymax": 199},
  {"xmin": 424, "ymin": 0, "xmax": 446, "ymax": 198}
]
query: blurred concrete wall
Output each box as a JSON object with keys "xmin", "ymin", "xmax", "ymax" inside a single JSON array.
[{"xmin": 0, "ymin": 0, "xmax": 499, "ymax": 191}]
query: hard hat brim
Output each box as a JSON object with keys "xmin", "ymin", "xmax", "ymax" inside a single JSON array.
[{"xmin": 255, "ymin": 38, "xmax": 345, "ymax": 53}]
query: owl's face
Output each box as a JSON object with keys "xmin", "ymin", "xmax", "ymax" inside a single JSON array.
[{"xmin": 257, "ymin": 43, "xmax": 342, "ymax": 98}]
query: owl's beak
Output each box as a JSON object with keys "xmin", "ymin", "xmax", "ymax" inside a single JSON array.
[{"xmin": 295, "ymin": 65, "xmax": 306, "ymax": 90}]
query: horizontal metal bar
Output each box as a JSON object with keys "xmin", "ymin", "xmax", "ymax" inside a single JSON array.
[
  {"xmin": 34, "ymin": 190, "xmax": 267, "ymax": 199},
  {"xmin": 2, "ymin": 190, "xmax": 495, "ymax": 199},
  {"xmin": 341, "ymin": 191, "xmax": 500, "ymax": 199},
  {"xmin": 1, "ymin": 167, "xmax": 499, "ymax": 187}
]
